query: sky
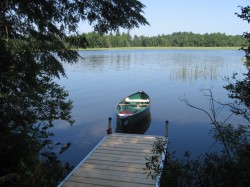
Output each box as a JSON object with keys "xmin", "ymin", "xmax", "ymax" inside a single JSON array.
[{"xmin": 79, "ymin": 0, "xmax": 249, "ymax": 36}]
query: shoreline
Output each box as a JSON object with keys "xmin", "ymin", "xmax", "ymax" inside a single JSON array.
[{"xmin": 75, "ymin": 46, "xmax": 242, "ymax": 51}]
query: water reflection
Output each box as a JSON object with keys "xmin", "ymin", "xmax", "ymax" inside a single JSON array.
[
  {"xmin": 73, "ymin": 50, "xmax": 244, "ymax": 83},
  {"xmin": 116, "ymin": 112, "xmax": 151, "ymax": 134},
  {"xmin": 78, "ymin": 53, "xmax": 133, "ymax": 71}
]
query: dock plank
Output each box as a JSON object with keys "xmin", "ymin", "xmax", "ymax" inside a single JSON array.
[{"xmin": 59, "ymin": 133, "xmax": 165, "ymax": 187}]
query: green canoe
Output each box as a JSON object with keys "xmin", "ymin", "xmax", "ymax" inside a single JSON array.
[
  {"xmin": 116, "ymin": 111, "xmax": 151, "ymax": 134},
  {"xmin": 116, "ymin": 91, "xmax": 150, "ymax": 127}
]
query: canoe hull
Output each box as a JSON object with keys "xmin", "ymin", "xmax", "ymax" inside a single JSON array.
[
  {"xmin": 116, "ymin": 110, "xmax": 151, "ymax": 134},
  {"xmin": 115, "ymin": 91, "xmax": 150, "ymax": 129},
  {"xmin": 116, "ymin": 105, "xmax": 150, "ymax": 125}
]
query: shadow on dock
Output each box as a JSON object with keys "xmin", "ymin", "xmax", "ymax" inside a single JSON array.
[{"xmin": 116, "ymin": 112, "xmax": 151, "ymax": 134}]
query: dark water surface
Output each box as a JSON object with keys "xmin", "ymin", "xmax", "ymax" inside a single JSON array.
[{"xmin": 53, "ymin": 49, "xmax": 246, "ymax": 166}]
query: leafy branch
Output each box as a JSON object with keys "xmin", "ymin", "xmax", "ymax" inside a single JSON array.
[{"xmin": 144, "ymin": 137, "xmax": 167, "ymax": 180}]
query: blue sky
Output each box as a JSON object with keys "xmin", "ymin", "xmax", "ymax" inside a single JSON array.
[{"xmin": 79, "ymin": 0, "xmax": 249, "ymax": 36}]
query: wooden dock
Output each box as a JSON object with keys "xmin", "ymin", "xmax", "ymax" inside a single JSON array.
[{"xmin": 58, "ymin": 133, "xmax": 166, "ymax": 187}]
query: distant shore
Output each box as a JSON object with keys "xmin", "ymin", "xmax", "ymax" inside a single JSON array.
[{"xmin": 76, "ymin": 46, "xmax": 241, "ymax": 51}]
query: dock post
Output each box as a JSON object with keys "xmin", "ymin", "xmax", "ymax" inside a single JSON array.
[
  {"xmin": 107, "ymin": 117, "xmax": 112, "ymax": 135},
  {"xmin": 165, "ymin": 120, "xmax": 169, "ymax": 139},
  {"xmin": 156, "ymin": 121, "xmax": 169, "ymax": 187}
]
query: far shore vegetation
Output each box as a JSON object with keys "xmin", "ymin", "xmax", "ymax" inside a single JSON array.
[{"xmin": 67, "ymin": 31, "xmax": 246, "ymax": 49}]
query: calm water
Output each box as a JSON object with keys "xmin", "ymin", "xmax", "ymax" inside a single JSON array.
[{"xmin": 52, "ymin": 49, "xmax": 246, "ymax": 166}]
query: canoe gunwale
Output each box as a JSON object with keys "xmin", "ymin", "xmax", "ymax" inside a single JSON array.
[{"xmin": 115, "ymin": 91, "xmax": 150, "ymax": 121}]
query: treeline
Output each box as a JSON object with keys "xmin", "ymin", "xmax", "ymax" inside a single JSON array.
[{"xmin": 67, "ymin": 32, "xmax": 246, "ymax": 48}]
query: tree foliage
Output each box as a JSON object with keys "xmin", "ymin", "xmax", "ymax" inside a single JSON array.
[
  {"xmin": 67, "ymin": 31, "xmax": 246, "ymax": 48},
  {"xmin": 224, "ymin": 5, "xmax": 250, "ymax": 122},
  {"xmin": 0, "ymin": 0, "xmax": 148, "ymax": 186}
]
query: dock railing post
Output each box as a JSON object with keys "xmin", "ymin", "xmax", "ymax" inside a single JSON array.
[
  {"xmin": 165, "ymin": 120, "xmax": 169, "ymax": 140},
  {"xmin": 156, "ymin": 120, "xmax": 169, "ymax": 187},
  {"xmin": 107, "ymin": 117, "xmax": 112, "ymax": 135}
]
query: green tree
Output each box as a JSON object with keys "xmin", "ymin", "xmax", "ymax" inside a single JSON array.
[
  {"xmin": 224, "ymin": 5, "xmax": 250, "ymax": 123},
  {"xmin": 68, "ymin": 31, "xmax": 246, "ymax": 48},
  {"xmin": 0, "ymin": 0, "xmax": 148, "ymax": 186}
]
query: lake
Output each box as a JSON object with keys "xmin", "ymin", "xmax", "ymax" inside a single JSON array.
[{"xmin": 52, "ymin": 49, "xmax": 247, "ymax": 166}]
